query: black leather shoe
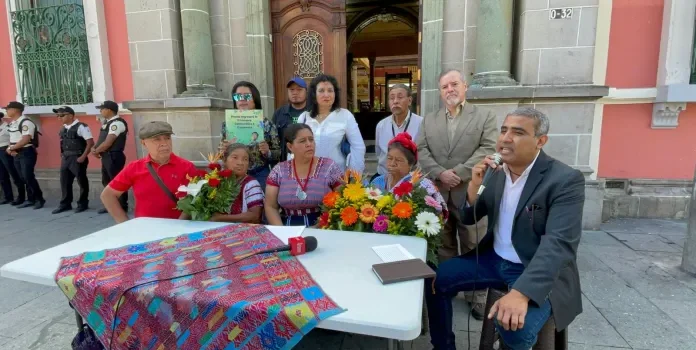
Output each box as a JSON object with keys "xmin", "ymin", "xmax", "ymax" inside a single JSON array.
[
  {"xmin": 52, "ymin": 206, "xmax": 72, "ymax": 214},
  {"xmin": 11, "ymin": 199, "xmax": 24, "ymax": 206},
  {"xmin": 33, "ymin": 200, "xmax": 46, "ymax": 210},
  {"xmin": 74, "ymin": 206, "xmax": 88, "ymax": 213},
  {"xmin": 18, "ymin": 201, "xmax": 35, "ymax": 208},
  {"xmin": 470, "ymin": 302, "xmax": 485, "ymax": 321},
  {"xmin": 0, "ymin": 199, "xmax": 12, "ymax": 205},
  {"xmin": 97, "ymin": 208, "xmax": 108, "ymax": 214}
]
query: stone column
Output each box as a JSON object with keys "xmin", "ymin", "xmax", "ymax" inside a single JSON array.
[
  {"xmin": 420, "ymin": 0, "xmax": 444, "ymax": 116},
  {"xmin": 471, "ymin": 0, "xmax": 517, "ymax": 87},
  {"xmin": 82, "ymin": 0, "xmax": 113, "ymax": 102},
  {"xmin": 178, "ymin": 0, "xmax": 219, "ymax": 96},
  {"xmin": 246, "ymin": 0, "xmax": 275, "ymax": 119},
  {"xmin": 682, "ymin": 165, "xmax": 696, "ymax": 274}
]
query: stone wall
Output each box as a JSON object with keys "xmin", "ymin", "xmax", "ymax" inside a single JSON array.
[
  {"xmin": 210, "ymin": 0, "xmax": 252, "ymax": 96},
  {"xmin": 441, "ymin": 0, "xmax": 478, "ymax": 80},
  {"xmin": 125, "ymin": 0, "xmax": 186, "ymax": 99}
]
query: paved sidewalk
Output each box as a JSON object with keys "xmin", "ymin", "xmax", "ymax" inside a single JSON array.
[{"xmin": 0, "ymin": 200, "xmax": 694, "ymax": 349}]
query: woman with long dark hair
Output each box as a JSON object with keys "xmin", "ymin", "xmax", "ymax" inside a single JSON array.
[
  {"xmin": 220, "ymin": 81, "xmax": 280, "ymax": 191},
  {"xmin": 297, "ymin": 74, "xmax": 366, "ymax": 173}
]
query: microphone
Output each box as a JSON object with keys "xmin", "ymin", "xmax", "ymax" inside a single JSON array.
[
  {"xmin": 256, "ymin": 236, "xmax": 318, "ymax": 256},
  {"xmin": 476, "ymin": 153, "xmax": 503, "ymax": 195}
]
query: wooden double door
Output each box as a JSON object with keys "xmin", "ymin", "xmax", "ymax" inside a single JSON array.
[{"xmin": 271, "ymin": 0, "xmax": 347, "ymax": 109}]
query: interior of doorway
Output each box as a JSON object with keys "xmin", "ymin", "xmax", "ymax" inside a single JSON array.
[{"xmin": 345, "ymin": 1, "xmax": 420, "ymax": 147}]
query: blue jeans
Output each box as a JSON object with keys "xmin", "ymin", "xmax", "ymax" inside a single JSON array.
[{"xmin": 425, "ymin": 249, "xmax": 552, "ymax": 350}]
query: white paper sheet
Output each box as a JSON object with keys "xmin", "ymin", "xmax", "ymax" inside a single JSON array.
[
  {"xmin": 264, "ymin": 225, "xmax": 306, "ymax": 244},
  {"xmin": 372, "ymin": 244, "xmax": 415, "ymax": 263}
]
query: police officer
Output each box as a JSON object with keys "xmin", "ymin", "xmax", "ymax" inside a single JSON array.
[
  {"xmin": 52, "ymin": 106, "xmax": 94, "ymax": 214},
  {"xmin": 4, "ymin": 101, "xmax": 45, "ymax": 209},
  {"xmin": 91, "ymin": 100, "xmax": 128, "ymax": 214},
  {"xmin": 0, "ymin": 111, "xmax": 25, "ymax": 205}
]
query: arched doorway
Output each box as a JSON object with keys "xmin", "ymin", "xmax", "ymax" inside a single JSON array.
[{"xmin": 345, "ymin": 2, "xmax": 420, "ymax": 143}]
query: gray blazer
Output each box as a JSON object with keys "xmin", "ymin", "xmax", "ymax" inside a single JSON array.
[
  {"xmin": 461, "ymin": 150, "xmax": 585, "ymax": 330},
  {"xmin": 417, "ymin": 103, "xmax": 497, "ymax": 204}
]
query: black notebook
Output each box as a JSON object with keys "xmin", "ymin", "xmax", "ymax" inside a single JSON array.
[{"xmin": 372, "ymin": 258, "xmax": 436, "ymax": 285}]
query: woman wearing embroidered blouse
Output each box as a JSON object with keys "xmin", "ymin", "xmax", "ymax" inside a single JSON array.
[
  {"xmin": 370, "ymin": 132, "xmax": 447, "ymax": 214},
  {"xmin": 265, "ymin": 124, "xmax": 343, "ymax": 226},
  {"xmin": 180, "ymin": 143, "xmax": 264, "ymax": 223},
  {"xmin": 297, "ymin": 74, "xmax": 366, "ymax": 173},
  {"xmin": 219, "ymin": 81, "xmax": 280, "ymax": 192}
]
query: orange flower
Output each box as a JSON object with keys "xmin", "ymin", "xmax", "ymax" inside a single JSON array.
[
  {"xmin": 340, "ymin": 207, "xmax": 358, "ymax": 226},
  {"xmin": 410, "ymin": 168, "xmax": 423, "ymax": 184},
  {"xmin": 323, "ymin": 191, "xmax": 339, "ymax": 208},
  {"xmin": 392, "ymin": 202, "xmax": 413, "ymax": 219},
  {"xmin": 359, "ymin": 204, "xmax": 378, "ymax": 223}
]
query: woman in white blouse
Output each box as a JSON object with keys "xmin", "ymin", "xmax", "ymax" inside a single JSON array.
[{"xmin": 298, "ymin": 74, "xmax": 366, "ymax": 173}]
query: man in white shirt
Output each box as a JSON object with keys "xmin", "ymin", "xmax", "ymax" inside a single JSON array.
[
  {"xmin": 425, "ymin": 107, "xmax": 585, "ymax": 350},
  {"xmin": 5, "ymin": 101, "xmax": 45, "ymax": 209},
  {"xmin": 374, "ymin": 84, "xmax": 422, "ymax": 180},
  {"xmin": 53, "ymin": 106, "xmax": 95, "ymax": 214},
  {"xmin": 0, "ymin": 111, "xmax": 24, "ymax": 205},
  {"xmin": 91, "ymin": 101, "xmax": 128, "ymax": 214}
]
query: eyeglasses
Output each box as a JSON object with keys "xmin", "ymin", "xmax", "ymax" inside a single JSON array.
[{"xmin": 233, "ymin": 93, "xmax": 253, "ymax": 102}]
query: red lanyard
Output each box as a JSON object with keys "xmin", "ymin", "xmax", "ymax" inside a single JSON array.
[{"xmin": 292, "ymin": 157, "xmax": 314, "ymax": 192}]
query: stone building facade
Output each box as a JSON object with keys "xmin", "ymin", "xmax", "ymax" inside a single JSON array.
[{"xmin": 0, "ymin": 0, "xmax": 694, "ymax": 228}]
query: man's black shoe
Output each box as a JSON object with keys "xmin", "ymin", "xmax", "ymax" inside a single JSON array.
[
  {"xmin": 470, "ymin": 302, "xmax": 485, "ymax": 321},
  {"xmin": 33, "ymin": 200, "xmax": 46, "ymax": 210},
  {"xmin": 74, "ymin": 206, "xmax": 88, "ymax": 213},
  {"xmin": 52, "ymin": 206, "xmax": 72, "ymax": 214},
  {"xmin": 0, "ymin": 199, "xmax": 12, "ymax": 205},
  {"xmin": 97, "ymin": 208, "xmax": 108, "ymax": 214},
  {"xmin": 11, "ymin": 199, "xmax": 24, "ymax": 206},
  {"xmin": 17, "ymin": 201, "xmax": 35, "ymax": 208}
]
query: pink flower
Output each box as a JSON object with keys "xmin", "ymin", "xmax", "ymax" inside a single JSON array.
[
  {"xmin": 373, "ymin": 215, "xmax": 389, "ymax": 233},
  {"xmin": 424, "ymin": 196, "xmax": 442, "ymax": 211}
]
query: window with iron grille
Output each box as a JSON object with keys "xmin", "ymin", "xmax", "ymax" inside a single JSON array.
[{"xmin": 11, "ymin": 0, "xmax": 93, "ymax": 106}]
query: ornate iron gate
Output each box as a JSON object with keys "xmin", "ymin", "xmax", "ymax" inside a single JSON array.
[{"xmin": 11, "ymin": 0, "xmax": 93, "ymax": 105}]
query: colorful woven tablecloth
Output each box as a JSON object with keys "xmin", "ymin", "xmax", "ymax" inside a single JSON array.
[{"xmin": 55, "ymin": 223, "xmax": 344, "ymax": 350}]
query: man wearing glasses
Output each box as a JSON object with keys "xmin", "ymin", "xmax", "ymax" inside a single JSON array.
[{"xmin": 374, "ymin": 84, "xmax": 422, "ymax": 181}]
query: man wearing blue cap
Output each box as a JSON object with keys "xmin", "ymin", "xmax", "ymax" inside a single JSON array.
[{"xmin": 272, "ymin": 77, "xmax": 307, "ymax": 162}]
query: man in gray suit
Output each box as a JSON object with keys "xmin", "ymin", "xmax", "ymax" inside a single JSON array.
[
  {"xmin": 418, "ymin": 68, "xmax": 497, "ymax": 318},
  {"xmin": 425, "ymin": 107, "xmax": 585, "ymax": 350}
]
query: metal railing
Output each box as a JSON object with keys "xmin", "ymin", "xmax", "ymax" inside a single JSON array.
[
  {"xmin": 691, "ymin": 18, "xmax": 696, "ymax": 84},
  {"xmin": 10, "ymin": 1, "xmax": 93, "ymax": 106}
]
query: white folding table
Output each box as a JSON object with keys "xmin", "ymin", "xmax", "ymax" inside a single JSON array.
[{"xmin": 0, "ymin": 218, "xmax": 427, "ymax": 349}]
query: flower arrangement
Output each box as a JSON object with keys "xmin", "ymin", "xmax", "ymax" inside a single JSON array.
[
  {"xmin": 319, "ymin": 169, "xmax": 444, "ymax": 264},
  {"xmin": 176, "ymin": 152, "xmax": 241, "ymax": 221}
]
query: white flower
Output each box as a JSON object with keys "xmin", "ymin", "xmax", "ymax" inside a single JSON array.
[
  {"xmin": 365, "ymin": 187, "xmax": 383, "ymax": 200},
  {"xmin": 415, "ymin": 212, "xmax": 441, "ymax": 237},
  {"xmin": 177, "ymin": 179, "xmax": 208, "ymax": 197}
]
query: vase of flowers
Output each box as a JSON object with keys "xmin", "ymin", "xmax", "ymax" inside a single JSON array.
[
  {"xmin": 319, "ymin": 169, "xmax": 444, "ymax": 264},
  {"xmin": 176, "ymin": 152, "xmax": 241, "ymax": 221}
]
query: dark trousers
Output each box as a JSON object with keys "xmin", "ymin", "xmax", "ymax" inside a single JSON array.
[
  {"xmin": 248, "ymin": 165, "xmax": 270, "ymax": 193},
  {"xmin": 425, "ymin": 249, "xmax": 552, "ymax": 350},
  {"xmin": 0, "ymin": 147, "xmax": 24, "ymax": 201},
  {"xmin": 13, "ymin": 147, "xmax": 43, "ymax": 203},
  {"xmin": 59, "ymin": 154, "xmax": 89, "ymax": 208},
  {"xmin": 101, "ymin": 152, "xmax": 127, "ymax": 210}
]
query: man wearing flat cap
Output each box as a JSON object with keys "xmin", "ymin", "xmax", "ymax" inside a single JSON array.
[
  {"xmin": 4, "ymin": 101, "xmax": 45, "ymax": 209},
  {"xmin": 91, "ymin": 100, "xmax": 128, "ymax": 214},
  {"xmin": 53, "ymin": 106, "xmax": 94, "ymax": 214},
  {"xmin": 100, "ymin": 121, "xmax": 198, "ymax": 223}
]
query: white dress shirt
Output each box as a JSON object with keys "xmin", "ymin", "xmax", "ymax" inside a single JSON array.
[
  {"xmin": 298, "ymin": 108, "xmax": 366, "ymax": 173},
  {"xmin": 64, "ymin": 119, "xmax": 94, "ymax": 140},
  {"xmin": 8, "ymin": 116, "xmax": 36, "ymax": 148},
  {"xmin": 374, "ymin": 111, "xmax": 423, "ymax": 175},
  {"xmin": 102, "ymin": 116, "xmax": 126, "ymax": 136},
  {"xmin": 0, "ymin": 122, "xmax": 10, "ymax": 147},
  {"xmin": 494, "ymin": 151, "xmax": 540, "ymax": 263}
]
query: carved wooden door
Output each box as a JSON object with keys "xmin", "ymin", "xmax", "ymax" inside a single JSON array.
[{"xmin": 271, "ymin": 0, "xmax": 347, "ymax": 109}]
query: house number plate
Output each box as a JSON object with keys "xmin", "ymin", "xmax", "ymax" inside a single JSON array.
[{"xmin": 550, "ymin": 8, "xmax": 573, "ymax": 19}]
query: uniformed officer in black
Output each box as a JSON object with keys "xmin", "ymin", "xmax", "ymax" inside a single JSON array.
[
  {"xmin": 0, "ymin": 111, "xmax": 25, "ymax": 205},
  {"xmin": 4, "ymin": 101, "xmax": 45, "ymax": 209},
  {"xmin": 53, "ymin": 106, "xmax": 94, "ymax": 214},
  {"xmin": 91, "ymin": 100, "xmax": 128, "ymax": 214}
]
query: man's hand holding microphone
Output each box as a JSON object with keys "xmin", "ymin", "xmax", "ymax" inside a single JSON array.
[{"xmin": 466, "ymin": 154, "xmax": 502, "ymax": 205}]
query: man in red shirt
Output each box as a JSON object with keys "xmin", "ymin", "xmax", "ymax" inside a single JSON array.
[{"xmin": 101, "ymin": 121, "xmax": 199, "ymax": 223}]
